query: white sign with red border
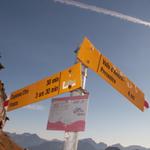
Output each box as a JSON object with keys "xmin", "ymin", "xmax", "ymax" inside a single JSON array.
[{"xmin": 47, "ymin": 94, "xmax": 89, "ymax": 132}]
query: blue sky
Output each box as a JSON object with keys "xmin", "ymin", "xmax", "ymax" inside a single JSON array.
[{"xmin": 1, "ymin": 0, "xmax": 150, "ymax": 147}]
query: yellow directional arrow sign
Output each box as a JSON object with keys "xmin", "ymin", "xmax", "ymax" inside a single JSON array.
[
  {"xmin": 8, "ymin": 63, "xmax": 82, "ymax": 111},
  {"xmin": 77, "ymin": 37, "xmax": 145, "ymax": 111}
]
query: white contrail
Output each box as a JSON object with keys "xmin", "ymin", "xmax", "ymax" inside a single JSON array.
[{"xmin": 54, "ymin": 0, "xmax": 150, "ymax": 28}]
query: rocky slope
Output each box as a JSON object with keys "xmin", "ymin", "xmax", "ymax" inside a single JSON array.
[{"xmin": 0, "ymin": 131, "xmax": 23, "ymax": 150}]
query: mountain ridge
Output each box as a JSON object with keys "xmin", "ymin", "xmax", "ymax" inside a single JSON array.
[{"xmin": 6, "ymin": 132, "xmax": 150, "ymax": 150}]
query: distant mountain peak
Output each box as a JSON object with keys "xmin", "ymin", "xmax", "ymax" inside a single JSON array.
[
  {"xmin": 98, "ymin": 142, "xmax": 108, "ymax": 150},
  {"xmin": 111, "ymin": 143, "xmax": 124, "ymax": 149},
  {"xmin": 81, "ymin": 138, "xmax": 95, "ymax": 142},
  {"xmin": 7, "ymin": 132, "xmax": 47, "ymax": 148},
  {"xmin": 22, "ymin": 132, "xmax": 33, "ymax": 136},
  {"xmin": 106, "ymin": 146, "xmax": 121, "ymax": 150},
  {"xmin": 6, "ymin": 132, "xmax": 150, "ymax": 150}
]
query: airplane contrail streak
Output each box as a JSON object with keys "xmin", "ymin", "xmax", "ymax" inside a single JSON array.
[{"xmin": 54, "ymin": 0, "xmax": 150, "ymax": 28}]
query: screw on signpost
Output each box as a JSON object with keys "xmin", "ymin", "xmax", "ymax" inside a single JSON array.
[{"xmin": 63, "ymin": 63, "xmax": 88, "ymax": 150}]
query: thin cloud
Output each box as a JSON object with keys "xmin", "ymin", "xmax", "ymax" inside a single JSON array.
[
  {"xmin": 54, "ymin": 0, "xmax": 150, "ymax": 28},
  {"xmin": 24, "ymin": 104, "xmax": 45, "ymax": 111}
]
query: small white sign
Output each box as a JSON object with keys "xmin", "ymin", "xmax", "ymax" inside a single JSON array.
[{"xmin": 47, "ymin": 94, "xmax": 89, "ymax": 132}]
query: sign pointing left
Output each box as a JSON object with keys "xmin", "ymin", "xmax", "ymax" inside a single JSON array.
[{"xmin": 7, "ymin": 63, "xmax": 82, "ymax": 111}]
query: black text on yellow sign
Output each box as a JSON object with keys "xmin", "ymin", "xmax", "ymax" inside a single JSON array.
[
  {"xmin": 77, "ymin": 37, "xmax": 145, "ymax": 111},
  {"xmin": 98, "ymin": 55, "xmax": 144, "ymax": 111},
  {"xmin": 8, "ymin": 63, "xmax": 82, "ymax": 111}
]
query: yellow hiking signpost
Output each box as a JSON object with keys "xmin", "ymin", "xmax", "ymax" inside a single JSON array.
[
  {"xmin": 3, "ymin": 37, "xmax": 149, "ymax": 150},
  {"xmin": 7, "ymin": 63, "xmax": 82, "ymax": 111},
  {"xmin": 77, "ymin": 37, "xmax": 145, "ymax": 111}
]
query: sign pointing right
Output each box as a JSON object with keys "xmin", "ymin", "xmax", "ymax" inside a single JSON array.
[
  {"xmin": 98, "ymin": 54, "xmax": 145, "ymax": 111},
  {"xmin": 77, "ymin": 37, "xmax": 146, "ymax": 111}
]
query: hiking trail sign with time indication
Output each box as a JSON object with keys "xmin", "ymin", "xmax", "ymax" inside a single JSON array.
[
  {"xmin": 7, "ymin": 63, "xmax": 82, "ymax": 111},
  {"xmin": 77, "ymin": 37, "xmax": 146, "ymax": 111},
  {"xmin": 3, "ymin": 37, "xmax": 149, "ymax": 150}
]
